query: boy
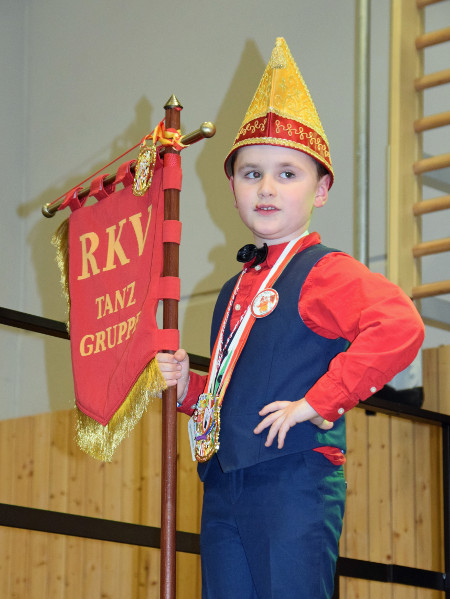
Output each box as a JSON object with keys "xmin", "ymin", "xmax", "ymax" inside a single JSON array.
[{"xmin": 157, "ymin": 38, "xmax": 424, "ymax": 599}]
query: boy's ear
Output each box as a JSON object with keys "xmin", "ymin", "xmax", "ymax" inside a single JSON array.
[{"xmin": 313, "ymin": 175, "xmax": 330, "ymax": 208}]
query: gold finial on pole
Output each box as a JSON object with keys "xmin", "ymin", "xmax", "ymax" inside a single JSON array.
[{"xmin": 164, "ymin": 94, "xmax": 183, "ymax": 110}]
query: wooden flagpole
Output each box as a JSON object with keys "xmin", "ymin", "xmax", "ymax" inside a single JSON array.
[
  {"xmin": 161, "ymin": 94, "xmax": 181, "ymax": 599},
  {"xmin": 160, "ymin": 98, "xmax": 215, "ymax": 598}
]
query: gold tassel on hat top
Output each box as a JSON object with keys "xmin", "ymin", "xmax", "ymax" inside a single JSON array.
[
  {"xmin": 224, "ymin": 37, "xmax": 334, "ymax": 185},
  {"xmin": 268, "ymin": 37, "xmax": 287, "ymax": 69}
]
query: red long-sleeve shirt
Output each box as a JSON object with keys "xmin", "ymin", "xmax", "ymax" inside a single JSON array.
[{"xmin": 179, "ymin": 233, "xmax": 425, "ymax": 463}]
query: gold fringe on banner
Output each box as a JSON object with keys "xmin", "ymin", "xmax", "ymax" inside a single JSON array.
[
  {"xmin": 76, "ymin": 357, "xmax": 167, "ymax": 462},
  {"xmin": 51, "ymin": 218, "xmax": 71, "ymax": 333}
]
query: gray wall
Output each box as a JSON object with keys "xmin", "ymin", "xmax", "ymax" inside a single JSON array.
[{"xmin": 0, "ymin": 0, "xmax": 448, "ymax": 419}]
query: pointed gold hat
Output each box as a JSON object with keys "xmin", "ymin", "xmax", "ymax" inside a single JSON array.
[{"xmin": 224, "ymin": 37, "xmax": 334, "ymax": 186}]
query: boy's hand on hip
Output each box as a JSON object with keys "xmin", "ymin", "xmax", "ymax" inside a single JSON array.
[{"xmin": 253, "ymin": 398, "xmax": 333, "ymax": 449}]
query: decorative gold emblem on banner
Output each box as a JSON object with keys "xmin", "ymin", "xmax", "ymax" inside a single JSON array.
[{"xmin": 133, "ymin": 142, "xmax": 157, "ymax": 196}]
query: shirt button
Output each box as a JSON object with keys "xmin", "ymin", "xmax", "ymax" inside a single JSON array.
[
  {"xmin": 254, "ymin": 265, "xmax": 261, "ymax": 271},
  {"xmin": 370, "ymin": 386, "xmax": 377, "ymax": 393},
  {"xmin": 337, "ymin": 408, "xmax": 344, "ymax": 415},
  {"xmin": 235, "ymin": 304, "xmax": 241, "ymax": 311}
]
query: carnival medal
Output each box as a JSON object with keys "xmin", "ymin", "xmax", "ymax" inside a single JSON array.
[
  {"xmin": 193, "ymin": 392, "xmax": 221, "ymax": 462},
  {"xmin": 251, "ymin": 288, "xmax": 279, "ymax": 318}
]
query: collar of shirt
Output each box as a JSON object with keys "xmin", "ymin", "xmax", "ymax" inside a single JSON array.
[
  {"xmin": 229, "ymin": 232, "xmax": 322, "ymax": 330},
  {"xmin": 242, "ymin": 231, "xmax": 322, "ymax": 271}
]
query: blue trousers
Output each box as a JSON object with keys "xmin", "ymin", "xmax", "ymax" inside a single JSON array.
[{"xmin": 200, "ymin": 451, "xmax": 346, "ymax": 599}]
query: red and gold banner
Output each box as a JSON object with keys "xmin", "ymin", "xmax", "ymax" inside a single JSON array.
[{"xmin": 52, "ymin": 152, "xmax": 180, "ymax": 461}]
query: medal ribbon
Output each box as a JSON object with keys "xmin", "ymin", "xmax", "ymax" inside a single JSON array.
[{"xmin": 205, "ymin": 233, "xmax": 308, "ymax": 407}]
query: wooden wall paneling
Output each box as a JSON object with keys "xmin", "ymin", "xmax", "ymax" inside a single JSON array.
[
  {"xmin": 370, "ymin": 581, "xmax": 394, "ymax": 597},
  {"xmin": 138, "ymin": 404, "xmax": 162, "ymax": 597},
  {"xmin": 391, "ymin": 585, "xmax": 445, "ymax": 599},
  {"xmin": 0, "ymin": 417, "xmax": 15, "ymax": 598},
  {"xmin": 391, "ymin": 417, "xmax": 418, "ymax": 599},
  {"xmin": 8, "ymin": 529, "xmax": 33, "ymax": 598},
  {"xmin": 368, "ymin": 412, "xmax": 393, "ymax": 599},
  {"xmin": 120, "ymin": 419, "xmax": 143, "ymax": 598},
  {"xmin": 47, "ymin": 410, "xmax": 71, "ymax": 599},
  {"xmin": 421, "ymin": 346, "xmax": 448, "ymax": 599},
  {"xmin": 0, "ymin": 417, "xmax": 15, "ymax": 503},
  {"xmin": 421, "ymin": 346, "xmax": 445, "ymax": 599},
  {"xmin": 437, "ymin": 346, "xmax": 450, "ymax": 415},
  {"xmin": 10, "ymin": 416, "xmax": 34, "ymax": 597},
  {"xmin": 83, "ymin": 538, "xmax": 108, "ymax": 598},
  {"xmin": 29, "ymin": 413, "xmax": 51, "ymax": 598},
  {"xmin": 176, "ymin": 413, "xmax": 202, "ymax": 532},
  {"xmin": 101, "ymin": 441, "xmax": 124, "ymax": 599},
  {"xmin": 65, "ymin": 409, "xmax": 86, "ymax": 598},
  {"xmin": 12, "ymin": 414, "xmax": 34, "ymax": 496},
  {"xmin": 423, "ymin": 348, "xmax": 440, "ymax": 411},
  {"xmin": 103, "ymin": 444, "xmax": 122, "ymax": 519},
  {"xmin": 0, "ymin": 522, "xmax": 11, "ymax": 599},
  {"xmin": 120, "ymin": 416, "xmax": 143, "ymax": 524},
  {"xmin": 414, "ymin": 419, "xmax": 443, "ymax": 599},
  {"xmin": 176, "ymin": 553, "xmax": 201, "ymax": 599},
  {"xmin": 342, "ymin": 408, "xmax": 370, "ymax": 598},
  {"xmin": 176, "ymin": 413, "xmax": 202, "ymax": 598},
  {"xmin": 136, "ymin": 547, "xmax": 161, "ymax": 599},
  {"xmin": 82, "ymin": 436, "xmax": 105, "ymax": 596},
  {"xmin": 30, "ymin": 412, "xmax": 51, "ymax": 509},
  {"xmin": 139, "ymin": 403, "xmax": 162, "ymax": 527},
  {"xmin": 411, "ymin": 589, "xmax": 446, "ymax": 599}
]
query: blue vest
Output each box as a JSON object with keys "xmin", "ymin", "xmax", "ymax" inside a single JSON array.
[{"xmin": 198, "ymin": 244, "xmax": 348, "ymax": 477}]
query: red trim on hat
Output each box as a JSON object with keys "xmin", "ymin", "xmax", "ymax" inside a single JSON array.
[{"xmin": 235, "ymin": 113, "xmax": 330, "ymax": 163}]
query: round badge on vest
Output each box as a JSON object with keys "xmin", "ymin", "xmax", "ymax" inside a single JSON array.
[{"xmin": 251, "ymin": 288, "xmax": 279, "ymax": 318}]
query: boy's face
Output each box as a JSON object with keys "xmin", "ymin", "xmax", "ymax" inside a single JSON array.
[{"xmin": 230, "ymin": 145, "xmax": 330, "ymax": 246}]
